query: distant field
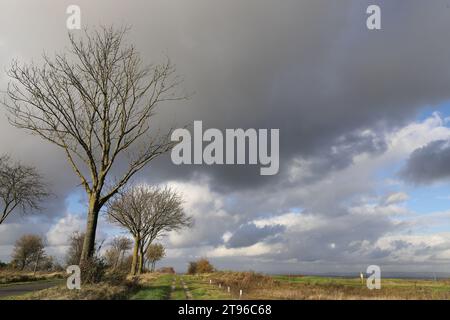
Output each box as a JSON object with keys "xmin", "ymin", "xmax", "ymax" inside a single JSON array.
[
  {"xmin": 2, "ymin": 271, "xmax": 450, "ymax": 300},
  {"xmin": 0, "ymin": 271, "xmax": 64, "ymax": 285}
]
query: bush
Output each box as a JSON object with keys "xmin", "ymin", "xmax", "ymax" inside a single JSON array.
[
  {"xmin": 80, "ymin": 257, "xmax": 107, "ymax": 284},
  {"xmin": 157, "ymin": 267, "xmax": 175, "ymax": 274},
  {"xmin": 196, "ymin": 258, "xmax": 215, "ymax": 273},
  {"xmin": 187, "ymin": 258, "xmax": 214, "ymax": 274},
  {"xmin": 187, "ymin": 261, "xmax": 197, "ymax": 274}
]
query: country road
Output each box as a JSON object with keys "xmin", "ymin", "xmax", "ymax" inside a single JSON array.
[{"xmin": 0, "ymin": 280, "xmax": 64, "ymax": 299}]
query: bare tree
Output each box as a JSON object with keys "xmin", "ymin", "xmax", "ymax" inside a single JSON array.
[
  {"xmin": 3, "ymin": 26, "xmax": 185, "ymax": 262},
  {"xmin": 107, "ymin": 185, "xmax": 191, "ymax": 275},
  {"xmin": 65, "ymin": 231, "xmax": 105, "ymax": 267},
  {"xmin": 11, "ymin": 234, "xmax": 46, "ymax": 271},
  {"xmin": 107, "ymin": 236, "xmax": 132, "ymax": 270},
  {"xmin": 65, "ymin": 231, "xmax": 85, "ymax": 266},
  {"xmin": 146, "ymin": 243, "xmax": 165, "ymax": 272},
  {"xmin": 0, "ymin": 155, "xmax": 49, "ymax": 224}
]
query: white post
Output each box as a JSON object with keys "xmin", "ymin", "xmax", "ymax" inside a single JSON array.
[
  {"xmin": 227, "ymin": 286, "xmax": 230, "ymax": 293},
  {"xmin": 219, "ymin": 283, "xmax": 221, "ymax": 288},
  {"xmin": 239, "ymin": 289, "xmax": 242, "ymax": 299},
  {"xmin": 209, "ymin": 279, "xmax": 212, "ymax": 284}
]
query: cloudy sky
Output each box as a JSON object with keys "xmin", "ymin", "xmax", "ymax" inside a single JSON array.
[{"xmin": 2, "ymin": 0, "xmax": 450, "ymax": 275}]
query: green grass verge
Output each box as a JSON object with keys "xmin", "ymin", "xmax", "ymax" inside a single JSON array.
[{"xmin": 131, "ymin": 274, "xmax": 174, "ymax": 300}]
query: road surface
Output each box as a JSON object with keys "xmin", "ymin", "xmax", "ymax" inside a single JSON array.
[{"xmin": 0, "ymin": 280, "xmax": 63, "ymax": 298}]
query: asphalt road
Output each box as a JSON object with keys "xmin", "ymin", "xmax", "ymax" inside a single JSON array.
[{"xmin": 0, "ymin": 280, "xmax": 63, "ymax": 298}]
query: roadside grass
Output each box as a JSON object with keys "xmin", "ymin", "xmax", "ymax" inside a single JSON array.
[
  {"xmin": 1, "ymin": 291, "xmax": 37, "ymax": 300},
  {"xmin": 14, "ymin": 281, "xmax": 139, "ymax": 300},
  {"xmin": 2, "ymin": 274, "xmax": 140, "ymax": 300},
  {"xmin": 131, "ymin": 274, "xmax": 173, "ymax": 300},
  {"xmin": 182, "ymin": 275, "xmax": 232, "ymax": 300}
]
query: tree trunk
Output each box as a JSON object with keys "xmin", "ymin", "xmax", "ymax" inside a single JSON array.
[
  {"xmin": 80, "ymin": 195, "xmax": 101, "ymax": 263},
  {"xmin": 33, "ymin": 252, "xmax": 41, "ymax": 275},
  {"xmin": 138, "ymin": 246, "xmax": 145, "ymax": 274},
  {"xmin": 130, "ymin": 236, "xmax": 140, "ymax": 275}
]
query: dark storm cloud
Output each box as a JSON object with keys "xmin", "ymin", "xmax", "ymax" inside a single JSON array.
[
  {"xmin": 400, "ymin": 140, "xmax": 450, "ymax": 184},
  {"xmin": 226, "ymin": 223, "xmax": 284, "ymax": 248},
  {"xmin": 2, "ymin": 0, "xmax": 450, "ymax": 193},
  {"xmin": 128, "ymin": 0, "xmax": 450, "ymax": 191},
  {"xmin": 291, "ymin": 128, "xmax": 387, "ymax": 184}
]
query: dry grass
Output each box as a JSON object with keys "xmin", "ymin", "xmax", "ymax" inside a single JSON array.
[
  {"xmin": 17, "ymin": 283, "xmax": 128, "ymax": 300},
  {"xmin": 211, "ymin": 271, "xmax": 276, "ymax": 290},
  {"xmin": 135, "ymin": 272, "xmax": 167, "ymax": 285}
]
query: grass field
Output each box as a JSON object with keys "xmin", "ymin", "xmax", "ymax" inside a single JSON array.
[{"xmin": 2, "ymin": 271, "xmax": 450, "ymax": 300}]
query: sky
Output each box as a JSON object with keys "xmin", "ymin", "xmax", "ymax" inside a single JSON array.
[{"xmin": 2, "ymin": 0, "xmax": 450, "ymax": 275}]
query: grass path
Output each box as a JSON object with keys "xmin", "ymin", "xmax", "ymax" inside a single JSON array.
[
  {"xmin": 170, "ymin": 277, "xmax": 187, "ymax": 300},
  {"xmin": 130, "ymin": 274, "xmax": 233, "ymax": 300},
  {"xmin": 181, "ymin": 279, "xmax": 193, "ymax": 300}
]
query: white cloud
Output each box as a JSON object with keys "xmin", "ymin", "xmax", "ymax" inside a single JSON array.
[
  {"xmin": 208, "ymin": 242, "xmax": 283, "ymax": 258},
  {"xmin": 385, "ymin": 192, "xmax": 409, "ymax": 205},
  {"xmin": 46, "ymin": 213, "xmax": 84, "ymax": 247},
  {"xmin": 163, "ymin": 180, "xmax": 237, "ymax": 248}
]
